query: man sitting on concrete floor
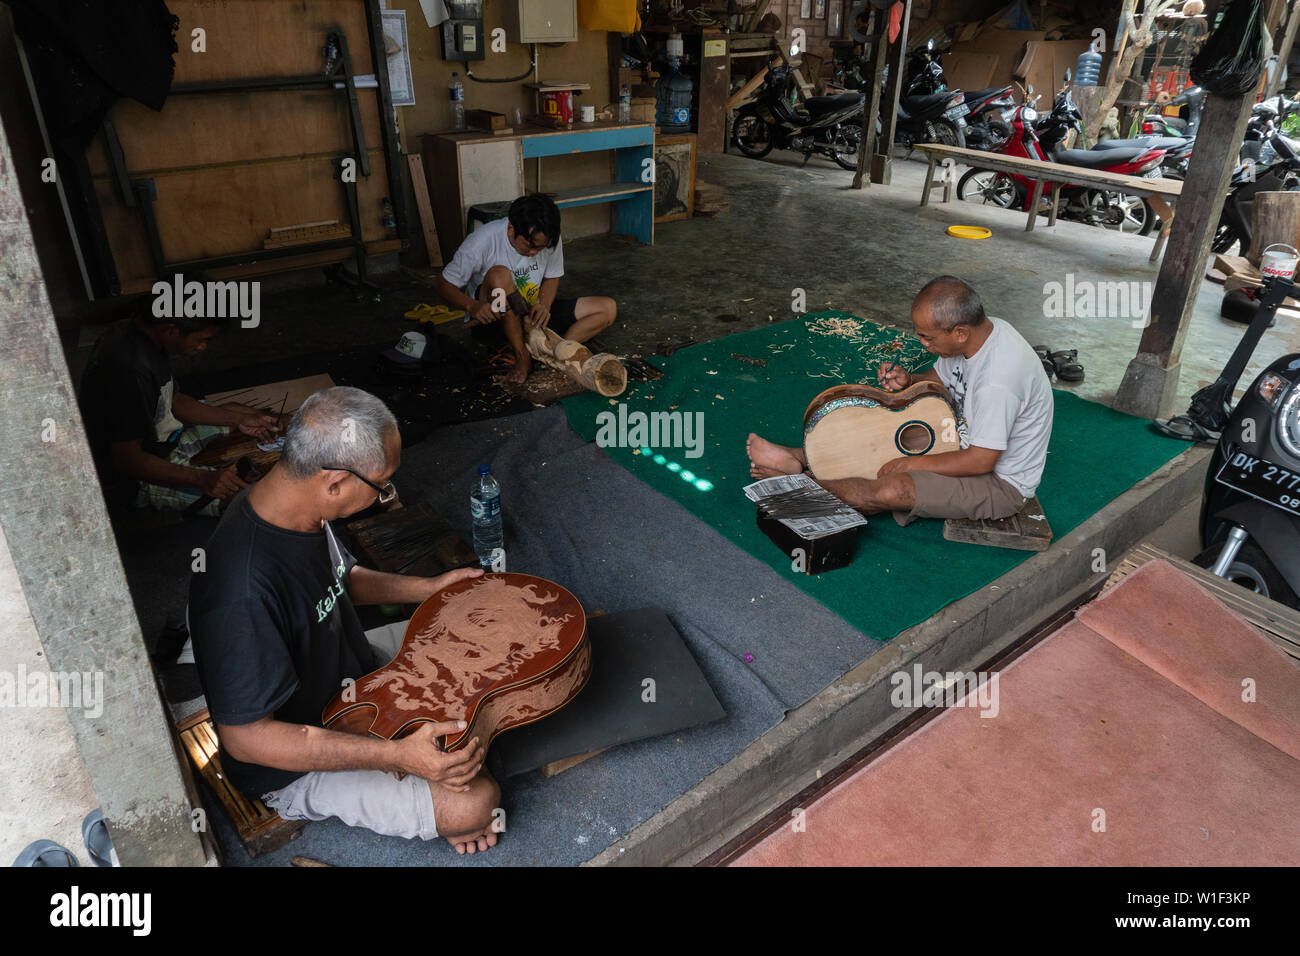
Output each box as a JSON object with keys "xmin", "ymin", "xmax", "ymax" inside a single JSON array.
[
  {"xmin": 80, "ymin": 298, "xmax": 282, "ymax": 517},
  {"xmin": 188, "ymin": 386, "xmax": 501, "ymax": 855},
  {"xmin": 434, "ymin": 193, "xmax": 617, "ymax": 385},
  {"xmin": 747, "ymin": 275, "xmax": 1054, "ymax": 525}
]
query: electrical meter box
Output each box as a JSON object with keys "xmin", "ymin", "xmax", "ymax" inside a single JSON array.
[
  {"xmin": 441, "ymin": 0, "xmax": 485, "ymax": 61},
  {"xmin": 505, "ymin": 0, "xmax": 577, "ymax": 43}
]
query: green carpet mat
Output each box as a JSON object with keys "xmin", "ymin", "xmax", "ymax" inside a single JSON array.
[{"xmin": 564, "ymin": 312, "xmax": 1190, "ymax": 641}]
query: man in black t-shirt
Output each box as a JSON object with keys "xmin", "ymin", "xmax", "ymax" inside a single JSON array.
[
  {"xmin": 79, "ymin": 303, "xmax": 281, "ymax": 515},
  {"xmin": 189, "ymin": 386, "xmax": 500, "ymax": 855}
]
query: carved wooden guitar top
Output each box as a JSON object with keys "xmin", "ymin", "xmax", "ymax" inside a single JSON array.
[{"xmin": 321, "ymin": 573, "xmax": 590, "ymax": 752}]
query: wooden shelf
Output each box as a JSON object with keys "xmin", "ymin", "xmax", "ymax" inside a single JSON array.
[
  {"xmin": 548, "ymin": 183, "xmax": 654, "ymax": 209},
  {"xmin": 524, "ymin": 81, "xmax": 593, "ymax": 92}
]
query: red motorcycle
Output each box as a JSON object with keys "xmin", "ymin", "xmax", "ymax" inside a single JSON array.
[{"xmin": 956, "ymin": 83, "xmax": 1167, "ymax": 235}]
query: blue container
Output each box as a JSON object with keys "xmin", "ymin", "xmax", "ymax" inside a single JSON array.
[
  {"xmin": 657, "ymin": 59, "xmax": 693, "ymax": 129},
  {"xmin": 1075, "ymin": 49, "xmax": 1103, "ymax": 87}
]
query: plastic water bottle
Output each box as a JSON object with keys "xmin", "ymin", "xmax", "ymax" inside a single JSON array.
[
  {"xmin": 449, "ymin": 72, "xmax": 466, "ymax": 130},
  {"xmin": 619, "ymin": 83, "xmax": 631, "ymax": 124},
  {"xmin": 470, "ymin": 465, "xmax": 503, "ymax": 569}
]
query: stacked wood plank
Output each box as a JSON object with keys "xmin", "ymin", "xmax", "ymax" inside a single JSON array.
[{"xmin": 693, "ymin": 181, "xmax": 729, "ymax": 216}]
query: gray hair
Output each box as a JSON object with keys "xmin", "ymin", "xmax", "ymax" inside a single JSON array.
[
  {"xmin": 915, "ymin": 275, "xmax": 988, "ymax": 331},
  {"xmin": 279, "ymin": 387, "xmax": 398, "ymax": 479}
]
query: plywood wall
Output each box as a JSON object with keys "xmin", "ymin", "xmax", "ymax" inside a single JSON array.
[{"xmin": 94, "ymin": 0, "xmax": 394, "ymax": 292}]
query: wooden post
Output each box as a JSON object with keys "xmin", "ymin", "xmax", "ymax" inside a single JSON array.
[
  {"xmin": 852, "ymin": 13, "xmax": 885, "ymax": 190},
  {"xmin": 1266, "ymin": 0, "xmax": 1300, "ymax": 98},
  {"xmin": 872, "ymin": 0, "xmax": 913, "ymax": 185},
  {"xmin": 1112, "ymin": 93, "xmax": 1262, "ymax": 418},
  {"xmin": 1113, "ymin": 0, "xmax": 1289, "ymax": 419}
]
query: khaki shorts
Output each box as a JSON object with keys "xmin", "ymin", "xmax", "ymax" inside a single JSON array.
[
  {"xmin": 893, "ymin": 470, "xmax": 1028, "ymax": 527},
  {"xmin": 260, "ymin": 620, "xmax": 436, "ymax": 840},
  {"xmin": 262, "ymin": 769, "xmax": 439, "ymax": 841}
]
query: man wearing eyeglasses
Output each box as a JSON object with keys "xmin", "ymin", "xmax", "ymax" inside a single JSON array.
[
  {"xmin": 434, "ymin": 193, "xmax": 618, "ymax": 385},
  {"xmin": 188, "ymin": 386, "xmax": 501, "ymax": 855}
]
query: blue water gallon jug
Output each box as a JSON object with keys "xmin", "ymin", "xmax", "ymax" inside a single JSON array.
[
  {"xmin": 1075, "ymin": 48, "xmax": 1103, "ymax": 86},
  {"xmin": 657, "ymin": 60, "xmax": 693, "ymax": 129}
]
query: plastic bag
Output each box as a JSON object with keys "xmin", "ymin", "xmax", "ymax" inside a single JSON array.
[{"xmin": 1190, "ymin": 0, "xmax": 1270, "ymax": 96}]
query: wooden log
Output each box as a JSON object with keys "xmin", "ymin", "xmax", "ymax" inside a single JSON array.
[
  {"xmin": 526, "ymin": 326, "xmax": 627, "ymax": 397},
  {"xmin": 1248, "ymin": 191, "xmax": 1300, "ymax": 268}
]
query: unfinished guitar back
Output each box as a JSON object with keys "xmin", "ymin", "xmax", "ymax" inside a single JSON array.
[{"xmin": 803, "ymin": 381, "xmax": 961, "ymax": 480}]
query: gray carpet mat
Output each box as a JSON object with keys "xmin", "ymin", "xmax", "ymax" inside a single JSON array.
[{"xmin": 125, "ymin": 405, "xmax": 880, "ymax": 865}]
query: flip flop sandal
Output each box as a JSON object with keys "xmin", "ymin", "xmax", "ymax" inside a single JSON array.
[
  {"xmin": 1048, "ymin": 349, "xmax": 1085, "ymax": 382},
  {"xmin": 13, "ymin": 840, "xmax": 79, "ymax": 867},
  {"xmin": 405, "ymin": 303, "xmax": 466, "ymax": 325},
  {"xmin": 1032, "ymin": 345, "xmax": 1056, "ymax": 379},
  {"xmin": 1154, "ymin": 414, "xmax": 1222, "ymax": 443},
  {"xmin": 82, "ymin": 810, "xmax": 116, "ymax": 867}
]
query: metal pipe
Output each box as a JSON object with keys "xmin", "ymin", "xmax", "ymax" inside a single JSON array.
[{"xmin": 1210, "ymin": 525, "xmax": 1250, "ymax": 577}]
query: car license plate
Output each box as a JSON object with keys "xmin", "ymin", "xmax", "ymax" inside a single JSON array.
[
  {"xmin": 944, "ymin": 104, "xmax": 970, "ymax": 120},
  {"xmin": 1215, "ymin": 451, "xmax": 1300, "ymax": 515}
]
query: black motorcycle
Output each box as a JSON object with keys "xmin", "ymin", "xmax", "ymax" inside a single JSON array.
[
  {"xmin": 1214, "ymin": 132, "xmax": 1300, "ymax": 257},
  {"xmin": 1179, "ymin": 276, "xmax": 1300, "ymax": 609},
  {"xmin": 901, "ymin": 39, "xmax": 1009, "ymax": 150},
  {"xmin": 732, "ymin": 66, "xmax": 864, "ymax": 170}
]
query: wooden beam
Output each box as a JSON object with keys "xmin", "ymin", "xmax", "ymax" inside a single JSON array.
[
  {"xmin": 1112, "ymin": 93, "xmax": 1262, "ymax": 418},
  {"xmin": 852, "ymin": 14, "xmax": 885, "ymax": 190},
  {"xmin": 727, "ymin": 65, "xmax": 769, "ymax": 110},
  {"xmin": 1267, "ymin": 0, "xmax": 1300, "ymax": 98},
  {"xmin": 872, "ymin": 0, "xmax": 913, "ymax": 185}
]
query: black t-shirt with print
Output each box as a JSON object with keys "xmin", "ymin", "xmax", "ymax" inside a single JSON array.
[
  {"xmin": 79, "ymin": 320, "xmax": 180, "ymax": 508},
  {"xmin": 188, "ymin": 491, "xmax": 379, "ymax": 798}
]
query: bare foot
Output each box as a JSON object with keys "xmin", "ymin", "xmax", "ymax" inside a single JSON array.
[
  {"xmin": 505, "ymin": 353, "xmax": 531, "ymax": 385},
  {"xmin": 746, "ymin": 433, "xmax": 802, "ymax": 479},
  {"xmin": 447, "ymin": 826, "xmax": 500, "ymax": 855}
]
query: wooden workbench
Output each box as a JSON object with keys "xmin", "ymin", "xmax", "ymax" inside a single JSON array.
[{"xmin": 916, "ymin": 143, "xmax": 1184, "ymax": 262}]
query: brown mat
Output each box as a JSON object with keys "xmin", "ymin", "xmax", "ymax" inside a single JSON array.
[{"xmin": 733, "ymin": 562, "xmax": 1300, "ymax": 866}]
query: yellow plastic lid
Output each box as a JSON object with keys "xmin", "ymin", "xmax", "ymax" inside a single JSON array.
[{"xmin": 947, "ymin": 225, "xmax": 992, "ymax": 239}]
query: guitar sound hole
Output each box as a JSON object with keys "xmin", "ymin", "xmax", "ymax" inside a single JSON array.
[{"xmin": 898, "ymin": 422, "xmax": 934, "ymax": 454}]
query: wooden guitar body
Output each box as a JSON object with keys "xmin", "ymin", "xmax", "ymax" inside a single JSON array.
[
  {"xmin": 321, "ymin": 573, "xmax": 590, "ymax": 752},
  {"xmin": 802, "ymin": 381, "xmax": 961, "ymax": 480}
]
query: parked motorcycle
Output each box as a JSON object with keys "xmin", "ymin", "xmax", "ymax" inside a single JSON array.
[
  {"xmin": 732, "ymin": 66, "xmax": 864, "ymax": 169},
  {"xmin": 1183, "ymin": 275, "xmax": 1300, "ymax": 609},
  {"xmin": 1215, "ymin": 132, "xmax": 1300, "ymax": 256},
  {"xmin": 1140, "ymin": 85, "xmax": 1205, "ymax": 138},
  {"xmin": 901, "ymin": 39, "xmax": 1013, "ymax": 150},
  {"xmin": 1093, "ymin": 134, "xmax": 1194, "ymax": 179},
  {"xmin": 956, "ymin": 82, "xmax": 1166, "ymax": 235}
]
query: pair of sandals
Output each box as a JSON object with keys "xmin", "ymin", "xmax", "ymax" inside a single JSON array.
[
  {"xmin": 1034, "ymin": 345, "xmax": 1085, "ymax": 383},
  {"xmin": 13, "ymin": 809, "xmax": 115, "ymax": 867}
]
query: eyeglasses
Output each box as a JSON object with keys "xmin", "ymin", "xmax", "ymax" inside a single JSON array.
[{"xmin": 322, "ymin": 465, "xmax": 397, "ymax": 504}]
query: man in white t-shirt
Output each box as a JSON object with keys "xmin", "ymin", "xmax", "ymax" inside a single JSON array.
[
  {"xmin": 747, "ymin": 276, "xmax": 1054, "ymax": 525},
  {"xmin": 434, "ymin": 194, "xmax": 618, "ymax": 384}
]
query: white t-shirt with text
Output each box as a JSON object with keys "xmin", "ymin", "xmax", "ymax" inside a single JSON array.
[
  {"xmin": 932, "ymin": 316, "xmax": 1054, "ymax": 498},
  {"xmin": 441, "ymin": 218, "xmax": 564, "ymax": 306}
]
